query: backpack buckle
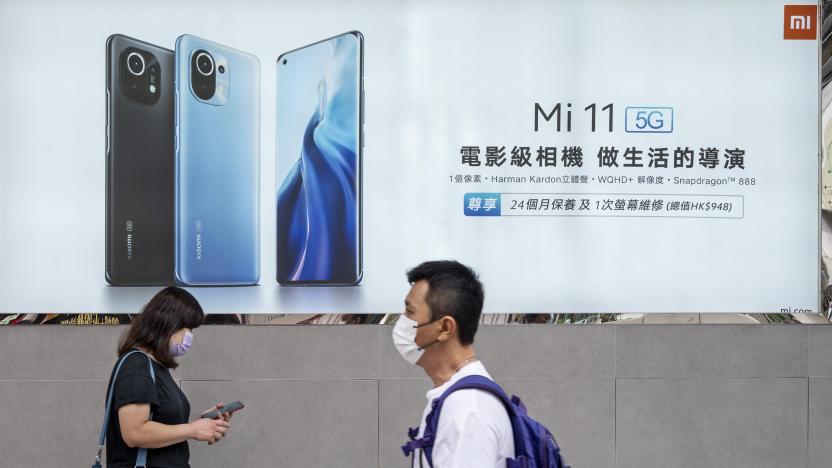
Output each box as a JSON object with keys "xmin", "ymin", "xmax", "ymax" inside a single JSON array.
[{"xmin": 401, "ymin": 435, "xmax": 433, "ymax": 456}]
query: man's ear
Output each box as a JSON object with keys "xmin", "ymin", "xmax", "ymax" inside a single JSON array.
[{"xmin": 437, "ymin": 315, "xmax": 457, "ymax": 342}]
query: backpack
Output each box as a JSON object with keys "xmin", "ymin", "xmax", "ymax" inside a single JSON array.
[{"xmin": 402, "ymin": 375, "xmax": 569, "ymax": 468}]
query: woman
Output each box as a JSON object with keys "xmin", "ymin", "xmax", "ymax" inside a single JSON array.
[{"xmin": 104, "ymin": 286, "xmax": 231, "ymax": 468}]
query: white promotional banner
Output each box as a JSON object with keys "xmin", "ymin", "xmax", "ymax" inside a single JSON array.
[{"xmin": 0, "ymin": 0, "xmax": 820, "ymax": 313}]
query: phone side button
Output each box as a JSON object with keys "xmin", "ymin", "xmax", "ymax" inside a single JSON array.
[
  {"xmin": 174, "ymin": 89, "xmax": 179, "ymax": 151},
  {"xmin": 105, "ymin": 89, "xmax": 111, "ymax": 154}
]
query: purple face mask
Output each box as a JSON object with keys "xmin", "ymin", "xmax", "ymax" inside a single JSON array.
[{"xmin": 170, "ymin": 331, "xmax": 193, "ymax": 357}]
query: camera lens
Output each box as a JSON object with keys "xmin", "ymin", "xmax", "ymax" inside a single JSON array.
[
  {"xmin": 196, "ymin": 52, "xmax": 214, "ymax": 76},
  {"xmin": 282, "ymin": 59, "xmax": 287, "ymax": 65},
  {"xmin": 218, "ymin": 65, "xmax": 225, "ymax": 74},
  {"xmin": 127, "ymin": 52, "xmax": 145, "ymax": 76}
]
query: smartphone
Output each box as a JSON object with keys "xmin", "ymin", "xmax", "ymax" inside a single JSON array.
[
  {"xmin": 200, "ymin": 401, "xmax": 245, "ymax": 419},
  {"xmin": 174, "ymin": 35, "xmax": 260, "ymax": 286},
  {"xmin": 105, "ymin": 34, "xmax": 175, "ymax": 286},
  {"xmin": 276, "ymin": 31, "xmax": 364, "ymax": 285}
]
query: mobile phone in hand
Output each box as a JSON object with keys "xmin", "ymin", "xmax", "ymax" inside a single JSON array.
[{"xmin": 201, "ymin": 401, "xmax": 245, "ymax": 419}]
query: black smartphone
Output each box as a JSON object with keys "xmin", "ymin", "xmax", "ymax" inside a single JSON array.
[
  {"xmin": 200, "ymin": 401, "xmax": 245, "ymax": 419},
  {"xmin": 105, "ymin": 34, "xmax": 175, "ymax": 285}
]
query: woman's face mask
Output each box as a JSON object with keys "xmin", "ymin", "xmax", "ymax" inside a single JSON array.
[{"xmin": 170, "ymin": 330, "xmax": 193, "ymax": 357}]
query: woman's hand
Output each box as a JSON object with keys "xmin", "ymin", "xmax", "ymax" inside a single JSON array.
[{"xmin": 189, "ymin": 417, "xmax": 230, "ymax": 444}]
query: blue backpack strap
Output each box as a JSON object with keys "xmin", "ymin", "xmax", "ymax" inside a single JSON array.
[
  {"xmin": 407, "ymin": 375, "xmax": 570, "ymax": 468},
  {"xmin": 93, "ymin": 350, "xmax": 156, "ymax": 468},
  {"xmin": 402, "ymin": 375, "xmax": 517, "ymax": 468},
  {"xmin": 442, "ymin": 377, "xmax": 545, "ymax": 468}
]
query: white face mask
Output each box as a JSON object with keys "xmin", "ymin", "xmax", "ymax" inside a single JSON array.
[{"xmin": 392, "ymin": 315, "xmax": 436, "ymax": 365}]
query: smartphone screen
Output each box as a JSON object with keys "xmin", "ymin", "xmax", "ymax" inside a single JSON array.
[{"xmin": 276, "ymin": 32, "xmax": 362, "ymax": 285}]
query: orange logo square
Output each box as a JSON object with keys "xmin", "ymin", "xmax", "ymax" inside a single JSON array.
[{"xmin": 784, "ymin": 5, "xmax": 817, "ymax": 40}]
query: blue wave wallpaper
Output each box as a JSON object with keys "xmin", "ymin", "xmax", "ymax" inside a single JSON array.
[{"xmin": 277, "ymin": 34, "xmax": 360, "ymax": 284}]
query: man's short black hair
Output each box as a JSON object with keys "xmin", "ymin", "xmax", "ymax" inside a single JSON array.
[{"xmin": 406, "ymin": 260, "xmax": 484, "ymax": 345}]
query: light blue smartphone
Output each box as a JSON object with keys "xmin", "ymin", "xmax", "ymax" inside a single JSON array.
[{"xmin": 174, "ymin": 34, "xmax": 260, "ymax": 286}]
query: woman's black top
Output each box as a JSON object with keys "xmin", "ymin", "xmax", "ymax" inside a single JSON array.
[{"xmin": 105, "ymin": 351, "xmax": 191, "ymax": 468}]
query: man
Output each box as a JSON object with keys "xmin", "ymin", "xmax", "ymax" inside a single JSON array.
[{"xmin": 393, "ymin": 260, "xmax": 514, "ymax": 468}]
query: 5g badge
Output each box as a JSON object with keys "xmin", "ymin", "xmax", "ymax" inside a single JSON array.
[{"xmin": 625, "ymin": 107, "xmax": 673, "ymax": 133}]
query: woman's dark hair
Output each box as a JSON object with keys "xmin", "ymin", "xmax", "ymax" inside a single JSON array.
[
  {"xmin": 118, "ymin": 287, "xmax": 204, "ymax": 369},
  {"xmin": 406, "ymin": 260, "xmax": 484, "ymax": 345}
]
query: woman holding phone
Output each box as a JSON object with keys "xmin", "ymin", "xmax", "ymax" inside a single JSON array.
[{"xmin": 101, "ymin": 286, "xmax": 231, "ymax": 468}]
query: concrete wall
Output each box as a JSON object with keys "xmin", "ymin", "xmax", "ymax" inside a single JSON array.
[{"xmin": 1, "ymin": 324, "xmax": 830, "ymax": 467}]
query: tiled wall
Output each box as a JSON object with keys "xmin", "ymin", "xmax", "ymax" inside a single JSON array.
[{"xmin": 1, "ymin": 324, "xmax": 829, "ymax": 467}]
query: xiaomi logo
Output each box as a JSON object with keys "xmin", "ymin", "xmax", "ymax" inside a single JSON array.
[
  {"xmin": 784, "ymin": 5, "xmax": 817, "ymax": 40},
  {"xmin": 195, "ymin": 221, "xmax": 203, "ymax": 261},
  {"xmin": 125, "ymin": 220, "xmax": 134, "ymax": 260}
]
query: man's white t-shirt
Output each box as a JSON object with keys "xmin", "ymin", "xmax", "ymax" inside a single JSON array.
[{"xmin": 414, "ymin": 361, "xmax": 514, "ymax": 468}]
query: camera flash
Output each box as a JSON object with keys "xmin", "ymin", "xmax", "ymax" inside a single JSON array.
[{"xmin": 149, "ymin": 84, "xmax": 157, "ymax": 93}]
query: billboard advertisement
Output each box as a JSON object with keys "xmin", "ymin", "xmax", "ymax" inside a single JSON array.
[{"xmin": 0, "ymin": 0, "xmax": 820, "ymax": 314}]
